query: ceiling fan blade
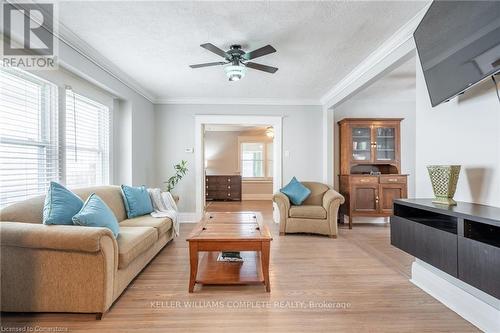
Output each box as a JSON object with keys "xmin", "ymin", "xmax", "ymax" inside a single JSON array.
[
  {"xmin": 244, "ymin": 62, "xmax": 278, "ymax": 73},
  {"xmin": 189, "ymin": 61, "xmax": 227, "ymax": 68},
  {"xmin": 200, "ymin": 43, "xmax": 228, "ymax": 59},
  {"xmin": 243, "ymin": 45, "xmax": 276, "ymax": 60}
]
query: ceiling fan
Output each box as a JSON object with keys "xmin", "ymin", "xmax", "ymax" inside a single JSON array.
[{"xmin": 189, "ymin": 43, "xmax": 278, "ymax": 81}]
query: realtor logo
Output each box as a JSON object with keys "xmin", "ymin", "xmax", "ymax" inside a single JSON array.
[{"xmin": 2, "ymin": 2, "xmax": 58, "ymax": 69}]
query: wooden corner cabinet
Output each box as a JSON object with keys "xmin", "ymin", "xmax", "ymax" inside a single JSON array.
[{"xmin": 338, "ymin": 118, "xmax": 408, "ymax": 229}]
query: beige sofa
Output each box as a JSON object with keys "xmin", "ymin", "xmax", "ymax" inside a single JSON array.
[
  {"xmin": 0, "ymin": 186, "xmax": 174, "ymax": 318},
  {"xmin": 273, "ymin": 182, "xmax": 344, "ymax": 238}
]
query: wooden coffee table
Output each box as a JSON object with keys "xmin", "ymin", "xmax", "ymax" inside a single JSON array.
[{"xmin": 186, "ymin": 212, "xmax": 272, "ymax": 292}]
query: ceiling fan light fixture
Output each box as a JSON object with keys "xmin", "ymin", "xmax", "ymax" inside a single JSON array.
[
  {"xmin": 224, "ymin": 65, "xmax": 246, "ymax": 82},
  {"xmin": 265, "ymin": 126, "xmax": 274, "ymax": 138}
]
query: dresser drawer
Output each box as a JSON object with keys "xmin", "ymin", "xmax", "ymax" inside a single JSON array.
[
  {"xmin": 214, "ymin": 184, "xmax": 239, "ymax": 190},
  {"xmin": 350, "ymin": 176, "xmax": 378, "ymax": 185},
  {"xmin": 379, "ymin": 175, "xmax": 407, "ymax": 184}
]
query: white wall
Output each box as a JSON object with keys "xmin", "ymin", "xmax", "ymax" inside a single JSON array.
[
  {"xmin": 53, "ymin": 38, "xmax": 156, "ymax": 186},
  {"xmin": 415, "ymin": 56, "xmax": 500, "ymax": 207},
  {"xmin": 155, "ymin": 104, "xmax": 323, "ymax": 212},
  {"xmin": 205, "ymin": 131, "xmax": 240, "ymax": 175},
  {"xmin": 333, "ymin": 58, "xmax": 417, "ymax": 196}
]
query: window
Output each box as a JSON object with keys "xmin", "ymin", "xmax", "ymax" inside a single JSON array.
[
  {"xmin": 65, "ymin": 90, "xmax": 110, "ymax": 188},
  {"xmin": 0, "ymin": 69, "xmax": 58, "ymax": 207},
  {"xmin": 241, "ymin": 142, "xmax": 265, "ymax": 178},
  {"xmin": 0, "ymin": 68, "xmax": 111, "ymax": 207},
  {"xmin": 239, "ymin": 138, "xmax": 273, "ymax": 179}
]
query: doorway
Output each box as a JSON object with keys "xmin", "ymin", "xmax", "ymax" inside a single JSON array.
[{"xmin": 194, "ymin": 115, "xmax": 282, "ymax": 220}]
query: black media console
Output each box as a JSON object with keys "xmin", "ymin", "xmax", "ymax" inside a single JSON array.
[{"xmin": 390, "ymin": 199, "xmax": 500, "ymax": 299}]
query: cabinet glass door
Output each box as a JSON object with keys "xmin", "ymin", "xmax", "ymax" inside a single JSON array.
[
  {"xmin": 375, "ymin": 127, "xmax": 396, "ymax": 161},
  {"xmin": 352, "ymin": 127, "xmax": 371, "ymax": 161}
]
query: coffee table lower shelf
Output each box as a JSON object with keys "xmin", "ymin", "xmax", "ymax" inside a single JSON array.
[{"xmin": 195, "ymin": 251, "xmax": 264, "ymax": 285}]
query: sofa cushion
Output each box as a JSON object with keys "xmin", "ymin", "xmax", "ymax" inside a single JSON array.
[
  {"xmin": 43, "ymin": 182, "xmax": 83, "ymax": 225},
  {"xmin": 120, "ymin": 185, "xmax": 154, "ymax": 219},
  {"xmin": 117, "ymin": 227, "xmax": 157, "ymax": 269},
  {"xmin": 119, "ymin": 216, "xmax": 172, "ymax": 237},
  {"xmin": 74, "ymin": 186, "xmax": 128, "ymax": 222},
  {"xmin": 289, "ymin": 205, "xmax": 327, "ymax": 219},
  {"xmin": 72, "ymin": 194, "xmax": 120, "ymax": 238}
]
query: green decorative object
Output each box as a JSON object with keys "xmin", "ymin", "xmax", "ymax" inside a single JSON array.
[
  {"xmin": 164, "ymin": 160, "xmax": 188, "ymax": 192},
  {"xmin": 427, "ymin": 165, "xmax": 461, "ymax": 206}
]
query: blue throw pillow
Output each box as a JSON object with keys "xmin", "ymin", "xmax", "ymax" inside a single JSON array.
[
  {"xmin": 72, "ymin": 193, "xmax": 120, "ymax": 238},
  {"xmin": 120, "ymin": 185, "xmax": 154, "ymax": 218},
  {"xmin": 43, "ymin": 182, "xmax": 84, "ymax": 225},
  {"xmin": 280, "ymin": 177, "xmax": 311, "ymax": 205}
]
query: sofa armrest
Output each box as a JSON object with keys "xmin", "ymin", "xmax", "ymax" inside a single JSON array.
[
  {"xmin": 0, "ymin": 222, "xmax": 116, "ymax": 253},
  {"xmin": 273, "ymin": 192, "xmax": 290, "ymax": 233},
  {"xmin": 0, "ymin": 222, "xmax": 118, "ymax": 314}
]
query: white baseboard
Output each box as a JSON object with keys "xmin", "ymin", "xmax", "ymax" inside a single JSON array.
[
  {"xmin": 242, "ymin": 194, "xmax": 273, "ymax": 200},
  {"xmin": 411, "ymin": 260, "xmax": 500, "ymax": 332},
  {"xmin": 178, "ymin": 212, "xmax": 198, "ymax": 223}
]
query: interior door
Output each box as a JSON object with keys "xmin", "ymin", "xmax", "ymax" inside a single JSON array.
[
  {"xmin": 352, "ymin": 184, "xmax": 379, "ymax": 213},
  {"xmin": 379, "ymin": 184, "xmax": 407, "ymax": 214}
]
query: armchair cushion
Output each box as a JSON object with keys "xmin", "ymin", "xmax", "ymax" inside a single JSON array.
[
  {"xmin": 280, "ymin": 177, "xmax": 311, "ymax": 205},
  {"xmin": 289, "ymin": 205, "xmax": 327, "ymax": 219}
]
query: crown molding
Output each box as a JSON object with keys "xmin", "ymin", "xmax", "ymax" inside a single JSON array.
[
  {"xmin": 320, "ymin": 3, "xmax": 431, "ymax": 108},
  {"xmin": 155, "ymin": 97, "xmax": 322, "ymax": 106},
  {"xmin": 54, "ymin": 19, "xmax": 157, "ymax": 103}
]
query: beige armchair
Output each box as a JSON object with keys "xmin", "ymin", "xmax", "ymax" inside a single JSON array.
[{"xmin": 273, "ymin": 182, "xmax": 345, "ymax": 238}]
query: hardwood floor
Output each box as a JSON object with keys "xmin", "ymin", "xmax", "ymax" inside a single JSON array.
[{"xmin": 1, "ymin": 201, "xmax": 478, "ymax": 332}]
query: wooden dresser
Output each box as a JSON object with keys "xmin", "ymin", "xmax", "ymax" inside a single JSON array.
[
  {"xmin": 338, "ymin": 118, "xmax": 408, "ymax": 229},
  {"xmin": 205, "ymin": 175, "xmax": 242, "ymax": 201}
]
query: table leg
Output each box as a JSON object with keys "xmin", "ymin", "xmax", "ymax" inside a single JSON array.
[
  {"xmin": 188, "ymin": 242, "xmax": 198, "ymax": 293},
  {"xmin": 261, "ymin": 241, "xmax": 271, "ymax": 292}
]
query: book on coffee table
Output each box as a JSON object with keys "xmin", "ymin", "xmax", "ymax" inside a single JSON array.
[{"xmin": 217, "ymin": 251, "xmax": 243, "ymax": 262}]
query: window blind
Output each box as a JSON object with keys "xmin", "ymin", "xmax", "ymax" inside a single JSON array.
[
  {"xmin": 0, "ymin": 68, "xmax": 58, "ymax": 207},
  {"xmin": 65, "ymin": 90, "xmax": 110, "ymax": 189}
]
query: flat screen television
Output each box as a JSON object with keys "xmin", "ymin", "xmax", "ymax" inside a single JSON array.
[{"xmin": 414, "ymin": 1, "xmax": 500, "ymax": 107}]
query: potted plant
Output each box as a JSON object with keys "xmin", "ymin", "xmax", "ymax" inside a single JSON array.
[{"xmin": 164, "ymin": 160, "xmax": 188, "ymax": 203}]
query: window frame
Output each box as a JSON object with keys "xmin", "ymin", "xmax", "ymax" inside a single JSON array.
[{"xmin": 237, "ymin": 136, "xmax": 273, "ymax": 181}]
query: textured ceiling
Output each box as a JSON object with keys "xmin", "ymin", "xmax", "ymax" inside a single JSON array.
[{"xmin": 58, "ymin": 1, "xmax": 428, "ymax": 101}]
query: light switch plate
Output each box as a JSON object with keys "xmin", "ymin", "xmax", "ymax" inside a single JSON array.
[{"xmin": 185, "ymin": 148, "xmax": 194, "ymax": 153}]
